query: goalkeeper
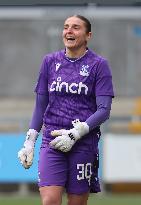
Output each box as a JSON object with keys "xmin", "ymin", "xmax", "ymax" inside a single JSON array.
[{"xmin": 18, "ymin": 15, "xmax": 114, "ymax": 205}]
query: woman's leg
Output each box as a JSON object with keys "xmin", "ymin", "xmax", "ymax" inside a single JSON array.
[
  {"xmin": 39, "ymin": 185, "xmax": 64, "ymax": 205},
  {"xmin": 65, "ymin": 142, "xmax": 99, "ymax": 205},
  {"xmin": 67, "ymin": 192, "xmax": 89, "ymax": 205}
]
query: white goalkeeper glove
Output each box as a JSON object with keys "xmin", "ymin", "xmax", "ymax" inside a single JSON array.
[
  {"xmin": 18, "ymin": 129, "xmax": 38, "ymax": 169},
  {"xmin": 50, "ymin": 119, "xmax": 89, "ymax": 152}
]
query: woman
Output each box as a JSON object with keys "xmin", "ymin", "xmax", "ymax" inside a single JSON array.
[{"xmin": 18, "ymin": 15, "xmax": 114, "ymax": 205}]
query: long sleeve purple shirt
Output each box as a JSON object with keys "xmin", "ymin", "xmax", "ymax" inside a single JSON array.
[
  {"xmin": 29, "ymin": 94, "xmax": 112, "ymax": 133},
  {"xmin": 30, "ymin": 49, "xmax": 114, "ymax": 133}
]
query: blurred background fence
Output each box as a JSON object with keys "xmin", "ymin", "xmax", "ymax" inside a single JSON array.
[{"xmin": 0, "ymin": 1, "xmax": 141, "ymax": 201}]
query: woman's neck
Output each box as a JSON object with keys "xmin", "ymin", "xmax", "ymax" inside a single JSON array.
[{"xmin": 65, "ymin": 47, "xmax": 87, "ymax": 58}]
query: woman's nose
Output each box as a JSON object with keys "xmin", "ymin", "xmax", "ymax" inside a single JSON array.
[{"xmin": 67, "ymin": 27, "xmax": 73, "ymax": 33}]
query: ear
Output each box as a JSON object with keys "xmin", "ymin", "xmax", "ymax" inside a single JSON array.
[
  {"xmin": 88, "ymin": 32, "xmax": 92, "ymax": 39},
  {"xmin": 87, "ymin": 32, "xmax": 92, "ymax": 41}
]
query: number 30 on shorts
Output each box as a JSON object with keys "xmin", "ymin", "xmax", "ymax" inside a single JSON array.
[{"xmin": 77, "ymin": 163, "xmax": 92, "ymax": 186}]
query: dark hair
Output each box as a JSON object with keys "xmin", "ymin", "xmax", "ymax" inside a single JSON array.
[{"xmin": 73, "ymin": 15, "xmax": 91, "ymax": 33}]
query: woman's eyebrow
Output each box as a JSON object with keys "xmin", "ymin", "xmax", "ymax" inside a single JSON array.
[{"xmin": 64, "ymin": 24, "xmax": 81, "ymax": 27}]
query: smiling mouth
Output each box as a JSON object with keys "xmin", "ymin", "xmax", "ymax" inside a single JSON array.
[{"xmin": 66, "ymin": 37, "xmax": 75, "ymax": 42}]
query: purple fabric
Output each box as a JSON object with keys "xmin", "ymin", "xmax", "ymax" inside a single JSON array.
[
  {"xmin": 34, "ymin": 48, "xmax": 114, "ymax": 129},
  {"xmin": 38, "ymin": 128, "xmax": 100, "ymax": 193},
  {"xmin": 29, "ymin": 94, "xmax": 49, "ymax": 132},
  {"xmin": 29, "ymin": 94, "xmax": 112, "ymax": 133},
  {"xmin": 86, "ymin": 96, "xmax": 112, "ymax": 131}
]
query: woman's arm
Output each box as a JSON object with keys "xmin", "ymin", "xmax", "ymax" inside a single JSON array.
[
  {"xmin": 86, "ymin": 95, "xmax": 112, "ymax": 131},
  {"xmin": 29, "ymin": 93, "xmax": 49, "ymax": 132}
]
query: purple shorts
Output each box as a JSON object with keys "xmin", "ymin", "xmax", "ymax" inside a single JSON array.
[{"xmin": 38, "ymin": 126, "xmax": 101, "ymax": 194}]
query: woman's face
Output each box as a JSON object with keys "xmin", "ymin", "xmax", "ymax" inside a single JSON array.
[{"xmin": 62, "ymin": 16, "xmax": 91, "ymax": 51}]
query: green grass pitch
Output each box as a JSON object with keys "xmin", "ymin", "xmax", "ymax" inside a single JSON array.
[{"xmin": 0, "ymin": 193, "xmax": 141, "ymax": 205}]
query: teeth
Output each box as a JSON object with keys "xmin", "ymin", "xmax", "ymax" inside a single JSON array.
[{"xmin": 67, "ymin": 37, "xmax": 75, "ymax": 40}]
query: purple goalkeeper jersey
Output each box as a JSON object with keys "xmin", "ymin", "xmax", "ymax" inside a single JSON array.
[{"xmin": 35, "ymin": 48, "xmax": 114, "ymax": 129}]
